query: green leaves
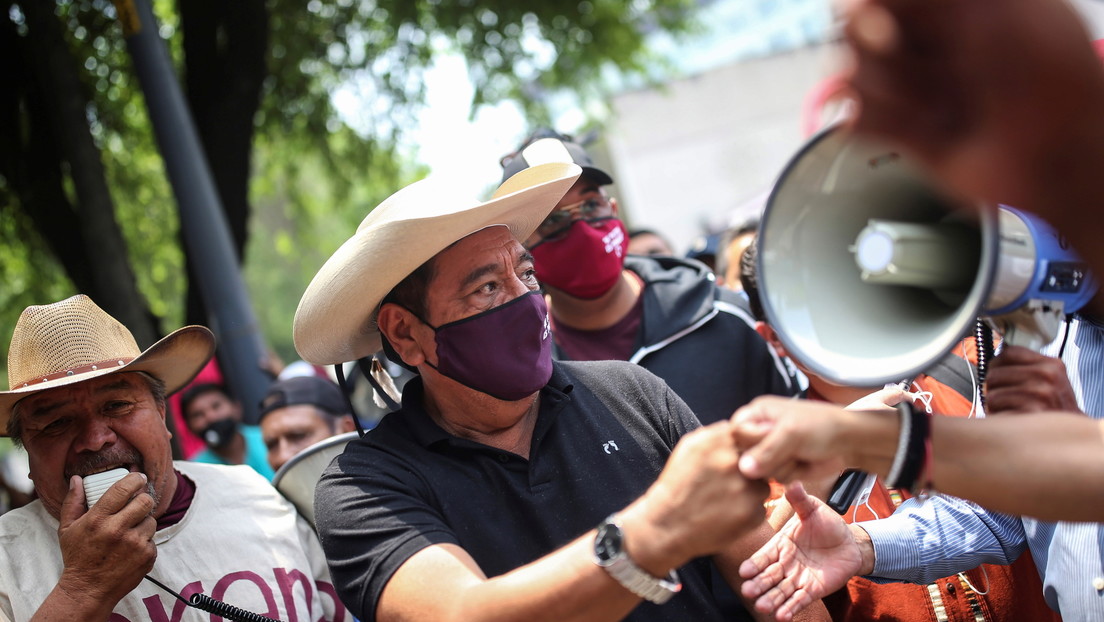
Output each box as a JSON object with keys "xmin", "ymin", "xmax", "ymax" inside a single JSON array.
[{"xmin": 1, "ymin": 0, "xmax": 700, "ymax": 369}]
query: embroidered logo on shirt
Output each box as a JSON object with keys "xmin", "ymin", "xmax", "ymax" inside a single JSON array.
[{"xmin": 603, "ymin": 440, "xmax": 619, "ymax": 454}]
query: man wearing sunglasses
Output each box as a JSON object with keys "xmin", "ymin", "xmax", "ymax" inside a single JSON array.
[{"xmin": 499, "ymin": 134, "xmax": 796, "ymax": 426}]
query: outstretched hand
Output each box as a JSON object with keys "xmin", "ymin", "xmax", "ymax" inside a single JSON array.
[{"xmin": 739, "ymin": 483, "xmax": 863, "ymax": 621}]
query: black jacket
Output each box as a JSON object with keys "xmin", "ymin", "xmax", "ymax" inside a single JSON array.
[{"xmin": 553, "ymin": 255, "xmax": 797, "ymax": 425}]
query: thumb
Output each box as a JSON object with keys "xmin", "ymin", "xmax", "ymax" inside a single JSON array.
[
  {"xmin": 784, "ymin": 481, "xmax": 817, "ymax": 520},
  {"xmin": 59, "ymin": 475, "xmax": 88, "ymax": 528}
]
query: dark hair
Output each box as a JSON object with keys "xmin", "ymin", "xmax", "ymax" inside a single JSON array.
[
  {"xmin": 377, "ymin": 255, "xmax": 440, "ymax": 372},
  {"xmin": 715, "ymin": 217, "xmax": 760, "ymax": 283},
  {"xmin": 739, "ymin": 237, "xmax": 766, "ymax": 322},
  {"xmin": 178, "ymin": 382, "xmax": 231, "ymax": 418},
  {"xmin": 8, "ymin": 371, "xmax": 168, "ymax": 446},
  {"xmin": 380, "ymin": 255, "xmax": 439, "ymax": 324}
]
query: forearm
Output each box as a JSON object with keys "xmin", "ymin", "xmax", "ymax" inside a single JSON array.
[
  {"xmin": 452, "ymin": 534, "xmax": 644, "ymax": 622},
  {"xmin": 30, "ymin": 579, "xmax": 119, "ymax": 622},
  {"xmin": 857, "ymin": 496, "xmax": 1024, "ymax": 583},
  {"xmin": 381, "ymin": 497, "xmax": 709, "ymax": 622},
  {"xmin": 830, "ymin": 409, "xmax": 901, "ymax": 476},
  {"xmin": 930, "ymin": 413, "xmax": 1104, "ymax": 520},
  {"xmin": 846, "ymin": 410, "xmax": 1104, "ymax": 521}
]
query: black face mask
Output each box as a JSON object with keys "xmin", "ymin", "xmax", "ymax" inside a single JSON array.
[{"xmin": 201, "ymin": 418, "xmax": 240, "ymax": 450}]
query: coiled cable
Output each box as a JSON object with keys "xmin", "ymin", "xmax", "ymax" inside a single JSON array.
[{"xmin": 144, "ymin": 574, "xmax": 281, "ymax": 622}]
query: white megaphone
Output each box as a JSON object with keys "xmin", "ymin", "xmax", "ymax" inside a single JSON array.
[{"xmin": 758, "ymin": 125, "xmax": 1096, "ymax": 386}]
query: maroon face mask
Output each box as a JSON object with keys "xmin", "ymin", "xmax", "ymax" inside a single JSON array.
[
  {"xmin": 423, "ymin": 290, "xmax": 553, "ymax": 401},
  {"xmin": 530, "ymin": 218, "xmax": 628, "ymax": 299}
]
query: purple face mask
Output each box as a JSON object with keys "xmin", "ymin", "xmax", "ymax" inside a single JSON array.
[{"xmin": 423, "ymin": 290, "xmax": 553, "ymax": 401}]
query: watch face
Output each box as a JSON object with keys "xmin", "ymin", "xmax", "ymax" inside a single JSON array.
[{"xmin": 594, "ymin": 521, "xmax": 623, "ymax": 563}]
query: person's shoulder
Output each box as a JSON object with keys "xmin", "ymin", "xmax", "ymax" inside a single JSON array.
[
  {"xmin": 176, "ymin": 460, "xmax": 270, "ymax": 487},
  {"xmin": 627, "ymin": 254, "xmax": 710, "ymax": 282},
  {"xmin": 559, "ymin": 358, "xmax": 653, "ymax": 379},
  {"xmin": 0, "ymin": 500, "xmax": 51, "ymax": 537},
  {"xmin": 557, "ymin": 359, "xmax": 669, "ymax": 393}
]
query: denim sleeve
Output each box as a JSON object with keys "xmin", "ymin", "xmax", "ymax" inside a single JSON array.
[{"xmin": 858, "ymin": 494, "xmax": 1028, "ymax": 584}]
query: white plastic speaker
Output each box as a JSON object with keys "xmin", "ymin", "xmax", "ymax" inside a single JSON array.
[
  {"xmin": 759, "ymin": 126, "xmax": 1096, "ymax": 385},
  {"xmin": 83, "ymin": 468, "xmax": 129, "ymax": 508}
]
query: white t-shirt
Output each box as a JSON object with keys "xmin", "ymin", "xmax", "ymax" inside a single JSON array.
[{"xmin": 0, "ymin": 461, "xmax": 347, "ymax": 621}]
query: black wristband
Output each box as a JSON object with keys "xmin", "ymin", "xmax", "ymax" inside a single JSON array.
[{"xmin": 888, "ymin": 401, "xmax": 929, "ymax": 491}]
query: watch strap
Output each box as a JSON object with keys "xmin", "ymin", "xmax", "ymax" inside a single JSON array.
[{"xmin": 594, "ymin": 514, "xmax": 682, "ymax": 604}]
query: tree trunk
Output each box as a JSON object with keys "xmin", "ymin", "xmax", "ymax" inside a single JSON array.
[
  {"xmin": 179, "ymin": 0, "xmax": 269, "ymax": 327},
  {"xmin": 13, "ymin": 0, "xmax": 159, "ymax": 346}
]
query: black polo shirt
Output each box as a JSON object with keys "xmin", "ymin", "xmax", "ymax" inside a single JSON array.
[{"xmin": 315, "ymin": 360, "xmax": 753, "ymax": 622}]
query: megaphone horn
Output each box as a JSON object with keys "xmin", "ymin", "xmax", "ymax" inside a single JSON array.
[{"xmin": 758, "ymin": 125, "xmax": 1096, "ymax": 386}]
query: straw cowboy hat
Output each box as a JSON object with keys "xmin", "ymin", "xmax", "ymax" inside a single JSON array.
[
  {"xmin": 0, "ymin": 295, "xmax": 215, "ymax": 430},
  {"xmin": 294, "ymin": 161, "xmax": 582, "ymax": 365}
]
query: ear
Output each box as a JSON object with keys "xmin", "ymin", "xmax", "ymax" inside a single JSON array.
[
  {"xmin": 608, "ymin": 196, "xmax": 619, "ymax": 217},
  {"xmin": 337, "ymin": 415, "xmax": 357, "ymax": 434},
  {"xmin": 377, "ymin": 303, "xmax": 431, "ymax": 368},
  {"xmin": 754, "ymin": 321, "xmax": 789, "ymax": 360}
]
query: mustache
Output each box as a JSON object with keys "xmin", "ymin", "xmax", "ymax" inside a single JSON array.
[{"xmin": 65, "ymin": 448, "xmax": 144, "ymax": 480}]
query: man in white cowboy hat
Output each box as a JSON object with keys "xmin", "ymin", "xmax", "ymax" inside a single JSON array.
[
  {"xmin": 0, "ymin": 295, "xmax": 345, "ymax": 621},
  {"xmin": 296, "ymin": 162, "xmax": 829, "ymax": 622}
]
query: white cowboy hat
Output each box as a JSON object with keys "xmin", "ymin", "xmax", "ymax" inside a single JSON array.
[
  {"xmin": 294, "ymin": 161, "xmax": 581, "ymax": 365},
  {"xmin": 0, "ymin": 295, "xmax": 215, "ymax": 430}
]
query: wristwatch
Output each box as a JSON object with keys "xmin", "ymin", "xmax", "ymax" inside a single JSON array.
[{"xmin": 593, "ymin": 514, "xmax": 682, "ymax": 604}]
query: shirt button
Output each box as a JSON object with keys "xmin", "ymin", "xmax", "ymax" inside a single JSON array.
[
  {"xmin": 1092, "ymin": 577, "xmax": 1104, "ymax": 591},
  {"xmin": 497, "ymin": 454, "xmax": 509, "ymax": 463},
  {"xmin": 946, "ymin": 582, "xmax": 956, "ymax": 595}
]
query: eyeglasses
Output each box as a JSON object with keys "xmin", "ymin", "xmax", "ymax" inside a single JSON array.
[{"xmin": 534, "ymin": 196, "xmax": 614, "ymax": 242}]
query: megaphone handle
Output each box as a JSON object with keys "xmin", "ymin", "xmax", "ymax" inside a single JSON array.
[{"xmin": 827, "ymin": 468, "xmax": 870, "ymax": 514}]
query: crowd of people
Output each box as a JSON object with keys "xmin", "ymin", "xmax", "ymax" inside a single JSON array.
[{"xmin": 2, "ymin": 0, "xmax": 1104, "ymax": 620}]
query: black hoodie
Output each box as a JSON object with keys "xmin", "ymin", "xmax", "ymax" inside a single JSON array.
[{"xmin": 552, "ymin": 255, "xmax": 797, "ymax": 425}]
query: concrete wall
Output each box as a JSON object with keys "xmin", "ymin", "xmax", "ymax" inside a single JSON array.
[
  {"xmin": 604, "ymin": 43, "xmax": 838, "ymax": 253},
  {"xmin": 603, "ymin": 0, "xmax": 1104, "ymax": 255}
]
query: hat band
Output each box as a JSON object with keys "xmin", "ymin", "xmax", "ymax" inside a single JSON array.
[{"xmin": 16, "ymin": 357, "xmax": 135, "ymax": 388}]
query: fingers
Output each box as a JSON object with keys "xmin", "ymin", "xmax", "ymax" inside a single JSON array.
[
  {"xmin": 739, "ymin": 534, "xmax": 784, "ymax": 581},
  {"xmin": 741, "ymin": 557, "xmax": 790, "ymax": 603},
  {"xmin": 639, "ymin": 421, "xmax": 774, "ymax": 563},
  {"xmin": 59, "ymin": 475, "xmax": 87, "ymax": 529},
  {"xmin": 752, "ymin": 570, "xmax": 811, "ymax": 620},
  {"xmin": 84, "ymin": 473, "xmax": 154, "ymax": 532},
  {"xmin": 734, "ymin": 398, "xmax": 850, "ymax": 482},
  {"xmin": 92, "ymin": 472, "xmax": 149, "ymax": 511},
  {"xmin": 845, "ymin": 387, "xmax": 906, "ymax": 411},
  {"xmin": 732, "ymin": 398, "xmax": 790, "ymax": 478},
  {"xmin": 985, "ymin": 347, "xmax": 1077, "ymax": 413},
  {"xmin": 775, "ymin": 588, "xmax": 817, "ymax": 622}
]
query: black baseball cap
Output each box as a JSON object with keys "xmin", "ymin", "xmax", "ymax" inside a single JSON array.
[
  {"xmin": 500, "ymin": 137, "xmax": 614, "ymax": 186},
  {"xmin": 259, "ymin": 375, "xmax": 347, "ymax": 420}
]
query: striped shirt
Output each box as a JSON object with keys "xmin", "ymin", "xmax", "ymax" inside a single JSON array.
[{"xmin": 862, "ymin": 315, "xmax": 1104, "ymax": 620}]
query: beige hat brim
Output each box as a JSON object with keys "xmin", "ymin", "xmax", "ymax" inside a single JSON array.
[
  {"xmin": 294, "ymin": 161, "xmax": 581, "ymax": 365},
  {"xmin": 0, "ymin": 326, "xmax": 215, "ymax": 433}
]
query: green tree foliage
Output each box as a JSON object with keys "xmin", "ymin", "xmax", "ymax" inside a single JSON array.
[{"xmin": 0, "ymin": 0, "xmax": 700, "ymax": 372}]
